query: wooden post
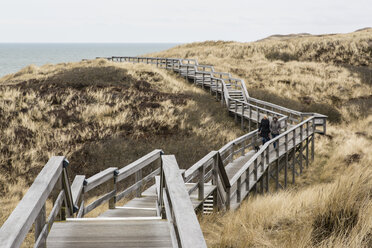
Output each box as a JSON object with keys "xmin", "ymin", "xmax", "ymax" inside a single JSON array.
[
  {"xmin": 275, "ymin": 160, "xmax": 279, "ymax": 191},
  {"xmin": 241, "ymin": 104, "xmax": 244, "ymax": 129},
  {"xmin": 35, "ymin": 204, "xmax": 46, "ymax": 248},
  {"xmin": 245, "ymin": 170, "xmax": 250, "ymax": 191},
  {"xmin": 109, "ymin": 174, "xmax": 117, "ymax": 209},
  {"xmin": 198, "ymin": 166, "xmax": 205, "ymax": 201},
  {"xmin": 226, "ymin": 188, "xmax": 231, "ymax": 210},
  {"xmin": 202, "ymin": 73, "xmax": 205, "ymax": 89},
  {"xmin": 276, "ymin": 136, "xmax": 280, "ymax": 158},
  {"xmin": 248, "ymin": 105, "xmax": 251, "ymax": 131},
  {"xmin": 292, "ymin": 129, "xmax": 296, "ymax": 184},
  {"xmin": 312, "ymin": 120, "xmax": 315, "ymax": 161},
  {"xmin": 261, "ymin": 153, "xmax": 265, "ymax": 172},
  {"xmin": 237, "ymin": 177, "xmax": 241, "ymax": 203},
  {"xmin": 234, "ymin": 101, "xmax": 238, "ymax": 123},
  {"xmin": 221, "ymin": 82, "xmax": 224, "ymax": 106},
  {"xmin": 299, "ymin": 125, "xmax": 303, "ymax": 174},
  {"xmin": 254, "ymin": 159, "xmax": 258, "ymax": 182},
  {"xmin": 265, "ymin": 167, "xmax": 269, "ymax": 193},
  {"xmin": 135, "ymin": 169, "xmax": 142, "ymax": 197},
  {"xmin": 284, "ymin": 134, "xmax": 288, "ymax": 188},
  {"xmin": 212, "ymin": 155, "xmax": 219, "ymax": 210},
  {"xmin": 306, "ymin": 137, "xmax": 309, "ymax": 167},
  {"xmin": 210, "ymin": 79, "xmax": 213, "ymax": 94}
]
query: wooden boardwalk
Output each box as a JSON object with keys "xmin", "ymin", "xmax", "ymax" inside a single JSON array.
[{"xmin": 0, "ymin": 57, "xmax": 326, "ymax": 248}]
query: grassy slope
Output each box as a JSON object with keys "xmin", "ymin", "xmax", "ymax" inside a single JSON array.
[
  {"xmin": 0, "ymin": 60, "xmax": 244, "ymax": 233},
  {"xmin": 150, "ymin": 28, "xmax": 372, "ymax": 123},
  {"xmin": 150, "ymin": 29, "xmax": 372, "ymax": 247}
]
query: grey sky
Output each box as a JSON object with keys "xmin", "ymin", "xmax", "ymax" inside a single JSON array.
[{"xmin": 0, "ymin": 0, "xmax": 371, "ymax": 42}]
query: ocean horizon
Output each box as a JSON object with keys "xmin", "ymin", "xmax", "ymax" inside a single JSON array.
[{"xmin": 0, "ymin": 43, "xmax": 179, "ymax": 77}]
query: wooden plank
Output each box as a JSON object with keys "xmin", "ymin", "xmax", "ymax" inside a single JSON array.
[
  {"xmin": 71, "ymin": 175, "xmax": 85, "ymax": 205},
  {"xmin": 46, "ymin": 220, "xmax": 173, "ymax": 248},
  {"xmin": 84, "ymin": 167, "xmax": 117, "ymax": 192},
  {"xmin": 99, "ymin": 208, "xmax": 157, "ymax": 218},
  {"xmin": 0, "ymin": 156, "xmax": 65, "ymax": 248},
  {"xmin": 162, "ymin": 155, "xmax": 207, "ymax": 248},
  {"xmin": 117, "ymin": 149, "xmax": 162, "ymax": 182},
  {"xmin": 123, "ymin": 197, "xmax": 157, "ymax": 209}
]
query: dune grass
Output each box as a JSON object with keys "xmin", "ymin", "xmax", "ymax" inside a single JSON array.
[
  {"xmin": 149, "ymin": 28, "xmax": 372, "ymax": 123},
  {"xmin": 1, "ymin": 28, "xmax": 371, "ymax": 247},
  {"xmin": 0, "ymin": 59, "xmax": 244, "ymax": 246},
  {"xmin": 150, "ymin": 28, "xmax": 372, "ymax": 247}
]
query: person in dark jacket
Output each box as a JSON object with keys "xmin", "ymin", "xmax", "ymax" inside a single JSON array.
[
  {"xmin": 258, "ymin": 115, "xmax": 270, "ymax": 145},
  {"xmin": 270, "ymin": 116, "xmax": 281, "ymax": 148}
]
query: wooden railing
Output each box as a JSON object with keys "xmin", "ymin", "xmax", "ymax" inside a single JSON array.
[
  {"xmin": 228, "ymin": 117, "xmax": 319, "ymax": 202},
  {"xmin": 158, "ymin": 155, "xmax": 207, "ymax": 248},
  {"xmin": 0, "ymin": 157, "xmax": 74, "ymax": 248},
  {"xmin": 73, "ymin": 149, "xmax": 163, "ymax": 217},
  {"xmin": 0, "ymin": 150, "xmax": 163, "ymax": 247}
]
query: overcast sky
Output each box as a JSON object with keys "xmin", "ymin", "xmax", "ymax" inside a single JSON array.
[{"xmin": 0, "ymin": 0, "xmax": 371, "ymax": 43}]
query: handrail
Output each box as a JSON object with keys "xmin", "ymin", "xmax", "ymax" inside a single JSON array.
[
  {"xmin": 0, "ymin": 156, "xmax": 73, "ymax": 248},
  {"xmin": 230, "ymin": 117, "xmax": 315, "ymax": 186},
  {"xmin": 75, "ymin": 149, "xmax": 163, "ymax": 217},
  {"xmin": 159, "ymin": 155, "xmax": 207, "ymax": 248}
]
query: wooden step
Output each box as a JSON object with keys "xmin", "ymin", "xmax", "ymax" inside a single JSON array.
[
  {"xmin": 123, "ymin": 196, "xmax": 157, "ymax": 209},
  {"xmin": 47, "ymin": 219, "xmax": 173, "ymax": 248},
  {"xmin": 99, "ymin": 207, "xmax": 157, "ymax": 218}
]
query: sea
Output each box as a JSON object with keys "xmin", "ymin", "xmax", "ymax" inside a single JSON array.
[{"xmin": 0, "ymin": 43, "xmax": 179, "ymax": 77}]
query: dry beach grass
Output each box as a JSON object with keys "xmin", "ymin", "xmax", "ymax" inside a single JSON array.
[
  {"xmin": 0, "ymin": 28, "xmax": 371, "ymax": 247},
  {"xmin": 0, "ymin": 59, "xmax": 244, "ymax": 246},
  {"xmin": 150, "ymin": 28, "xmax": 372, "ymax": 247}
]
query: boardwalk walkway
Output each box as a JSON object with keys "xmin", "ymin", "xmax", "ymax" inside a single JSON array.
[{"xmin": 0, "ymin": 57, "xmax": 326, "ymax": 248}]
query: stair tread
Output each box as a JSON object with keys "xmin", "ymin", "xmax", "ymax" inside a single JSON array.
[{"xmin": 47, "ymin": 219, "xmax": 172, "ymax": 248}]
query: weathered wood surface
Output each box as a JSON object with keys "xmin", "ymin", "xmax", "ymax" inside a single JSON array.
[
  {"xmin": 71, "ymin": 175, "xmax": 85, "ymax": 204},
  {"xmin": 84, "ymin": 167, "xmax": 117, "ymax": 192},
  {"xmin": 46, "ymin": 220, "xmax": 173, "ymax": 248},
  {"xmin": 116, "ymin": 149, "xmax": 162, "ymax": 182},
  {"xmin": 99, "ymin": 207, "xmax": 157, "ymax": 218},
  {"xmin": 0, "ymin": 156, "xmax": 65, "ymax": 248},
  {"xmin": 162, "ymin": 155, "xmax": 207, "ymax": 248}
]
